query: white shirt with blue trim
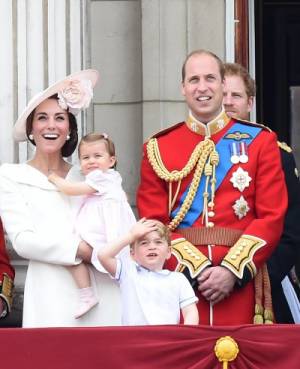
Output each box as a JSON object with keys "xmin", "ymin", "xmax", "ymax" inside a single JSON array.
[{"xmin": 114, "ymin": 255, "xmax": 198, "ymax": 325}]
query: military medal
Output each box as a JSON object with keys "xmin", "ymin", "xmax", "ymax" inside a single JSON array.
[
  {"xmin": 230, "ymin": 167, "xmax": 252, "ymax": 192},
  {"xmin": 233, "ymin": 196, "xmax": 250, "ymax": 219},
  {"xmin": 230, "ymin": 142, "xmax": 239, "ymax": 164},
  {"xmin": 239, "ymin": 141, "xmax": 248, "ymax": 163}
]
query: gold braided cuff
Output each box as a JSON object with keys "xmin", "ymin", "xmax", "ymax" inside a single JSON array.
[
  {"xmin": 221, "ymin": 235, "xmax": 266, "ymax": 279},
  {"xmin": 171, "ymin": 238, "xmax": 211, "ymax": 278},
  {"xmin": 0, "ymin": 273, "xmax": 13, "ymax": 312}
]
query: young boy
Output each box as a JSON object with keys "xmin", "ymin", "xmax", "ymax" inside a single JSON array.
[{"xmin": 98, "ymin": 218, "xmax": 199, "ymax": 325}]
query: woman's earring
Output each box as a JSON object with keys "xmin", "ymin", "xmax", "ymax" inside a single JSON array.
[
  {"xmin": 66, "ymin": 134, "xmax": 70, "ymax": 141},
  {"xmin": 29, "ymin": 134, "xmax": 34, "ymax": 140}
]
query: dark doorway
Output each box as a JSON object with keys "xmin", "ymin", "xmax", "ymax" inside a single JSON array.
[{"xmin": 255, "ymin": 0, "xmax": 300, "ymax": 147}]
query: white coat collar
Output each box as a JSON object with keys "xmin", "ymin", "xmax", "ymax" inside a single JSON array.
[{"xmin": 0, "ymin": 163, "xmax": 82, "ymax": 190}]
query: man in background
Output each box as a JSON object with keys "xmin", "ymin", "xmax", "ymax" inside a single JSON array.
[{"xmin": 223, "ymin": 62, "xmax": 300, "ymax": 323}]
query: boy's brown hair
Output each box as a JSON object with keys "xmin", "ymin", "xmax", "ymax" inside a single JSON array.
[{"xmin": 131, "ymin": 219, "xmax": 171, "ymax": 249}]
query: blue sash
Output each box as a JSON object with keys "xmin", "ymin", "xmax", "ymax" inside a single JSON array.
[{"xmin": 171, "ymin": 122, "xmax": 261, "ymax": 229}]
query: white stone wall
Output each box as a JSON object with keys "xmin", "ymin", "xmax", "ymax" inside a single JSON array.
[
  {"xmin": 0, "ymin": 0, "xmax": 88, "ymax": 166},
  {"xmin": 89, "ymin": 0, "xmax": 143, "ymax": 205},
  {"xmin": 141, "ymin": 0, "xmax": 225, "ymax": 138},
  {"xmin": 89, "ymin": 0, "xmax": 225, "ymax": 207}
]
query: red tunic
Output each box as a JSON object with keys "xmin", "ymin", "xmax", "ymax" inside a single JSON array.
[
  {"xmin": 137, "ymin": 116, "xmax": 287, "ymax": 325},
  {"xmin": 0, "ymin": 219, "xmax": 14, "ymax": 314}
]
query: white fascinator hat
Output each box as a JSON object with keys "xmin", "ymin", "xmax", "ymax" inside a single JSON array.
[{"xmin": 13, "ymin": 69, "xmax": 99, "ymax": 142}]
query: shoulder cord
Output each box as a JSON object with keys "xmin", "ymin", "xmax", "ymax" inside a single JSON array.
[{"xmin": 146, "ymin": 137, "xmax": 218, "ymax": 231}]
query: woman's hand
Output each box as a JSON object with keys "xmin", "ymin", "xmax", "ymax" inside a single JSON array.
[{"xmin": 48, "ymin": 172, "xmax": 59, "ymax": 183}]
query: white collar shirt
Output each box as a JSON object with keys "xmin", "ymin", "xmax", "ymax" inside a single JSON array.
[{"xmin": 114, "ymin": 255, "xmax": 198, "ymax": 325}]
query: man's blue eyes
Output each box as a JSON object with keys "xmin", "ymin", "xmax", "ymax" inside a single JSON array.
[{"xmin": 189, "ymin": 76, "xmax": 215, "ymax": 83}]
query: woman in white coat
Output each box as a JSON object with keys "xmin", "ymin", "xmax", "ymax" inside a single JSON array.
[{"xmin": 0, "ymin": 70, "xmax": 122, "ymax": 327}]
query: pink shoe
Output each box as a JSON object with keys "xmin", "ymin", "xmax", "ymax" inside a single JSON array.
[{"xmin": 75, "ymin": 287, "xmax": 99, "ymax": 319}]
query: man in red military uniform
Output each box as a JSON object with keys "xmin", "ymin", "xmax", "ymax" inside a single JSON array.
[
  {"xmin": 0, "ymin": 219, "xmax": 14, "ymax": 319},
  {"xmin": 137, "ymin": 50, "xmax": 288, "ymax": 325}
]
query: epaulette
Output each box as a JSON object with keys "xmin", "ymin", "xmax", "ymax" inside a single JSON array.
[
  {"xmin": 236, "ymin": 119, "xmax": 292, "ymax": 153},
  {"xmin": 235, "ymin": 118, "xmax": 271, "ymax": 132},
  {"xmin": 278, "ymin": 141, "xmax": 292, "ymax": 153},
  {"xmin": 145, "ymin": 122, "xmax": 185, "ymax": 142}
]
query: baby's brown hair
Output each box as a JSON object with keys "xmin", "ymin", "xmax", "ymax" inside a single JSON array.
[{"xmin": 78, "ymin": 132, "xmax": 116, "ymax": 168}]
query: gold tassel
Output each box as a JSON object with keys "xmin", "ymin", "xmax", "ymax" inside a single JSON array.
[
  {"xmin": 253, "ymin": 268, "xmax": 264, "ymax": 324},
  {"xmin": 253, "ymin": 264, "xmax": 274, "ymax": 324},
  {"xmin": 262, "ymin": 264, "xmax": 274, "ymax": 324}
]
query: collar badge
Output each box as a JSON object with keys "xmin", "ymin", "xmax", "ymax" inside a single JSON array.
[
  {"xmin": 191, "ymin": 122, "xmax": 198, "ymax": 132},
  {"xmin": 217, "ymin": 119, "xmax": 225, "ymax": 129}
]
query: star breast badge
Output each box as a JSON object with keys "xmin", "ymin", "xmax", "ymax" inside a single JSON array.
[
  {"xmin": 233, "ymin": 196, "xmax": 250, "ymax": 219},
  {"xmin": 230, "ymin": 167, "xmax": 252, "ymax": 192}
]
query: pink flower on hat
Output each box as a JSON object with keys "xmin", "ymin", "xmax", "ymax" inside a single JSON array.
[{"xmin": 57, "ymin": 79, "xmax": 93, "ymax": 115}]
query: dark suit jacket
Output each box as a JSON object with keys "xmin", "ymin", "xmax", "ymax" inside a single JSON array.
[{"xmin": 267, "ymin": 149, "xmax": 300, "ymax": 323}]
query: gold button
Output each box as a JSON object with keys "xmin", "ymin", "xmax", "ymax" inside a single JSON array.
[
  {"xmin": 231, "ymin": 255, "xmax": 237, "ymax": 260},
  {"xmin": 208, "ymin": 222, "xmax": 214, "ymax": 228}
]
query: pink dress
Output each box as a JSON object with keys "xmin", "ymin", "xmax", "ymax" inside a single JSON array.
[{"xmin": 75, "ymin": 169, "xmax": 136, "ymax": 272}]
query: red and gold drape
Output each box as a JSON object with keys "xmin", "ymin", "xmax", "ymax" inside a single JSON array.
[{"xmin": 1, "ymin": 324, "xmax": 300, "ymax": 368}]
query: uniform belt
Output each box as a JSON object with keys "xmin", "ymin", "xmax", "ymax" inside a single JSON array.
[{"xmin": 178, "ymin": 226, "xmax": 243, "ymax": 246}]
